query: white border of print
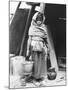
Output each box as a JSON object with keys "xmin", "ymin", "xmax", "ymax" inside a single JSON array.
[{"xmin": 0, "ymin": 0, "xmax": 67, "ymax": 90}]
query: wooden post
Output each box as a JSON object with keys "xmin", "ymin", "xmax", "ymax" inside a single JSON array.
[
  {"xmin": 39, "ymin": 3, "xmax": 45, "ymax": 14},
  {"xmin": 47, "ymin": 29, "xmax": 59, "ymax": 72}
]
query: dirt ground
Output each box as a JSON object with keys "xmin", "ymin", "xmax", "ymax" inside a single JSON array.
[{"xmin": 9, "ymin": 70, "xmax": 66, "ymax": 89}]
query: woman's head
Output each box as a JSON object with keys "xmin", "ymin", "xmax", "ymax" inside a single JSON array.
[
  {"xmin": 32, "ymin": 12, "xmax": 45, "ymax": 26},
  {"xmin": 35, "ymin": 12, "xmax": 44, "ymax": 25}
]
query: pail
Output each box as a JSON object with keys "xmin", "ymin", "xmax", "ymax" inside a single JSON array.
[{"xmin": 11, "ymin": 56, "xmax": 33, "ymax": 76}]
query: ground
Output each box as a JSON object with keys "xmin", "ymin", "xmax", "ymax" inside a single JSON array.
[{"xmin": 10, "ymin": 70, "xmax": 66, "ymax": 89}]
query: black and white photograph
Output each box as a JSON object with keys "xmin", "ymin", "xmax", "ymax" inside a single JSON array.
[{"xmin": 9, "ymin": 0, "xmax": 66, "ymax": 89}]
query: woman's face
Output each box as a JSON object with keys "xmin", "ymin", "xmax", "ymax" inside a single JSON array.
[
  {"xmin": 36, "ymin": 13, "xmax": 43, "ymax": 26},
  {"xmin": 36, "ymin": 20, "xmax": 42, "ymax": 26}
]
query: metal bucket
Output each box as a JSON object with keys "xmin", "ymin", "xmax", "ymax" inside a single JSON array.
[
  {"xmin": 11, "ymin": 56, "xmax": 33, "ymax": 76},
  {"xmin": 23, "ymin": 61, "xmax": 34, "ymax": 74}
]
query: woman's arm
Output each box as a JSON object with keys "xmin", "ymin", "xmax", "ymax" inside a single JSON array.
[{"xmin": 26, "ymin": 36, "xmax": 32, "ymax": 56}]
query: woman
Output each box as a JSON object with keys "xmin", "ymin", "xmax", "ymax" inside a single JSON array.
[{"xmin": 26, "ymin": 12, "xmax": 49, "ymax": 82}]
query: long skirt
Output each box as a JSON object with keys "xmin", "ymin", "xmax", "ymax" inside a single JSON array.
[{"xmin": 32, "ymin": 51, "xmax": 47, "ymax": 79}]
